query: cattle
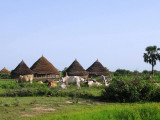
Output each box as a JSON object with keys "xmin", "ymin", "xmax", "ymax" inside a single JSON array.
[
  {"xmin": 18, "ymin": 74, "xmax": 34, "ymax": 83},
  {"xmin": 62, "ymin": 75, "xmax": 85, "ymax": 89},
  {"xmin": 104, "ymin": 78, "xmax": 112, "ymax": 87},
  {"xmin": 88, "ymin": 81, "xmax": 94, "ymax": 87},
  {"xmin": 87, "ymin": 80, "xmax": 102, "ymax": 87},
  {"xmin": 100, "ymin": 75, "xmax": 106, "ymax": 83},
  {"xmin": 59, "ymin": 83, "xmax": 67, "ymax": 89},
  {"xmin": 43, "ymin": 79, "xmax": 57, "ymax": 88},
  {"xmin": 105, "ymin": 80, "xmax": 109, "ymax": 87},
  {"xmin": 36, "ymin": 80, "xmax": 43, "ymax": 84},
  {"xmin": 48, "ymin": 81, "xmax": 57, "ymax": 88}
]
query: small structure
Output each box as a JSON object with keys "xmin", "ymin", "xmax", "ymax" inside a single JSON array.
[
  {"xmin": 30, "ymin": 56, "xmax": 60, "ymax": 79},
  {"xmin": 66, "ymin": 59, "xmax": 88, "ymax": 78},
  {"xmin": 86, "ymin": 60, "xmax": 110, "ymax": 77},
  {"xmin": 11, "ymin": 60, "xmax": 33, "ymax": 78},
  {"xmin": 0, "ymin": 67, "xmax": 10, "ymax": 74}
]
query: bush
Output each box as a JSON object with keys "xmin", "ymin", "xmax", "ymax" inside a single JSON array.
[
  {"xmin": 0, "ymin": 73, "xmax": 11, "ymax": 79},
  {"xmin": 2, "ymin": 82, "xmax": 96, "ymax": 98},
  {"xmin": 101, "ymin": 78, "xmax": 160, "ymax": 102}
]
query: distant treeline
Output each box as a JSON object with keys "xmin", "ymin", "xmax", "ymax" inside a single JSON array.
[
  {"xmin": 112, "ymin": 69, "xmax": 160, "ymax": 76},
  {"xmin": 1, "ymin": 68, "xmax": 160, "ymax": 79}
]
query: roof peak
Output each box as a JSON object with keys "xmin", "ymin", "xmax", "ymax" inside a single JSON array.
[
  {"xmin": 96, "ymin": 59, "xmax": 99, "ymax": 62},
  {"xmin": 41, "ymin": 55, "xmax": 46, "ymax": 59},
  {"xmin": 0, "ymin": 67, "xmax": 10, "ymax": 73},
  {"xmin": 20, "ymin": 60, "xmax": 25, "ymax": 64},
  {"xmin": 75, "ymin": 58, "xmax": 78, "ymax": 61}
]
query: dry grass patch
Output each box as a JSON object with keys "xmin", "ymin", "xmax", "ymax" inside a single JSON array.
[{"xmin": 32, "ymin": 107, "xmax": 56, "ymax": 111}]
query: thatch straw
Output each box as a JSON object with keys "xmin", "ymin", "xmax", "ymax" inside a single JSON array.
[
  {"xmin": 66, "ymin": 59, "xmax": 88, "ymax": 76},
  {"xmin": 30, "ymin": 56, "xmax": 59, "ymax": 75},
  {"xmin": 0, "ymin": 67, "xmax": 10, "ymax": 73},
  {"xmin": 11, "ymin": 60, "xmax": 33, "ymax": 78},
  {"xmin": 87, "ymin": 60, "xmax": 110, "ymax": 76}
]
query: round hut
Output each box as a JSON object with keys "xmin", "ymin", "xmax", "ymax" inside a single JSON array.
[
  {"xmin": 30, "ymin": 56, "xmax": 60, "ymax": 79},
  {"xmin": 11, "ymin": 60, "xmax": 33, "ymax": 78},
  {"xmin": 66, "ymin": 59, "xmax": 88, "ymax": 78},
  {"xmin": 0, "ymin": 67, "xmax": 10, "ymax": 74},
  {"xmin": 86, "ymin": 60, "xmax": 110, "ymax": 77}
]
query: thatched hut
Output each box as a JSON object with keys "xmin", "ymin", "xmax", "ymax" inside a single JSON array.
[
  {"xmin": 0, "ymin": 67, "xmax": 10, "ymax": 74},
  {"xmin": 86, "ymin": 60, "xmax": 110, "ymax": 77},
  {"xmin": 11, "ymin": 60, "xmax": 33, "ymax": 78},
  {"xmin": 66, "ymin": 59, "xmax": 88, "ymax": 78},
  {"xmin": 30, "ymin": 56, "xmax": 60, "ymax": 79}
]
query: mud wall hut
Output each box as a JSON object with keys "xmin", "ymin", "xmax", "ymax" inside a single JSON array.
[
  {"xmin": 30, "ymin": 56, "xmax": 60, "ymax": 79},
  {"xmin": 66, "ymin": 59, "xmax": 88, "ymax": 78},
  {"xmin": 86, "ymin": 60, "xmax": 110, "ymax": 77},
  {"xmin": 11, "ymin": 60, "xmax": 33, "ymax": 78}
]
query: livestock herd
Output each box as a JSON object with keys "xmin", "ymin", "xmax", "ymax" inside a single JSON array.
[{"xmin": 17, "ymin": 74, "xmax": 112, "ymax": 89}]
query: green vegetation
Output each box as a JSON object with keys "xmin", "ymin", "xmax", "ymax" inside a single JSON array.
[
  {"xmin": 0, "ymin": 79, "xmax": 104, "ymax": 98},
  {"xmin": 143, "ymin": 45, "xmax": 160, "ymax": 75},
  {"xmin": 1, "ymin": 74, "xmax": 160, "ymax": 120},
  {"xmin": 0, "ymin": 73, "xmax": 11, "ymax": 79},
  {"xmin": 29, "ymin": 103, "xmax": 160, "ymax": 120},
  {"xmin": 1, "ymin": 97, "xmax": 160, "ymax": 120},
  {"xmin": 102, "ymin": 78, "xmax": 160, "ymax": 102}
]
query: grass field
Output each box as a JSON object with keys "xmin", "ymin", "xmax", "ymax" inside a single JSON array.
[
  {"xmin": 1, "ymin": 97, "xmax": 160, "ymax": 120},
  {"xmin": 1, "ymin": 79, "xmax": 160, "ymax": 120}
]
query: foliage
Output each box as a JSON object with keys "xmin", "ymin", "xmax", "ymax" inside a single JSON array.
[
  {"xmin": 61, "ymin": 67, "xmax": 68, "ymax": 77},
  {"xmin": 0, "ymin": 73, "xmax": 11, "ymax": 79},
  {"xmin": 102, "ymin": 77, "xmax": 160, "ymax": 102},
  {"xmin": 114, "ymin": 69, "xmax": 132, "ymax": 76},
  {"xmin": 0, "ymin": 80, "xmax": 103, "ymax": 98},
  {"xmin": 1, "ymin": 76, "xmax": 160, "ymax": 103},
  {"xmin": 143, "ymin": 45, "xmax": 160, "ymax": 75}
]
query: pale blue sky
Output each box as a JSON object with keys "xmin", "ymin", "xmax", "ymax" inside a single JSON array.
[{"xmin": 0, "ymin": 0, "xmax": 160, "ymax": 72}]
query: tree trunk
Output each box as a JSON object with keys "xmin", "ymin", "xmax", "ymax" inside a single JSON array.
[{"xmin": 152, "ymin": 64, "xmax": 154, "ymax": 76}]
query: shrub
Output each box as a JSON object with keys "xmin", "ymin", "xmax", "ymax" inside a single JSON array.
[
  {"xmin": 101, "ymin": 78, "xmax": 160, "ymax": 102},
  {"xmin": 0, "ymin": 73, "xmax": 11, "ymax": 79}
]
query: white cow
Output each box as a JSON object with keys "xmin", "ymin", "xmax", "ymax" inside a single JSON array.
[
  {"xmin": 88, "ymin": 81, "xmax": 102, "ymax": 87},
  {"xmin": 104, "ymin": 78, "xmax": 112, "ymax": 87},
  {"xmin": 59, "ymin": 83, "xmax": 67, "ymax": 89},
  {"xmin": 18, "ymin": 74, "xmax": 34, "ymax": 83},
  {"xmin": 100, "ymin": 75, "xmax": 106, "ymax": 83},
  {"xmin": 105, "ymin": 80, "xmax": 109, "ymax": 87},
  {"xmin": 62, "ymin": 75, "xmax": 84, "ymax": 89},
  {"xmin": 36, "ymin": 80, "xmax": 43, "ymax": 84}
]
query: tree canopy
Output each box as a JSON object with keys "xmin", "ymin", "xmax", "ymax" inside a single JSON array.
[{"xmin": 144, "ymin": 46, "xmax": 160, "ymax": 75}]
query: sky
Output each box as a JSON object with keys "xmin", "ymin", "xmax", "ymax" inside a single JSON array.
[{"xmin": 0, "ymin": 0, "xmax": 160, "ymax": 72}]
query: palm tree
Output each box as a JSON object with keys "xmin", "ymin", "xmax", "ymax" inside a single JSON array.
[{"xmin": 144, "ymin": 46, "xmax": 160, "ymax": 75}]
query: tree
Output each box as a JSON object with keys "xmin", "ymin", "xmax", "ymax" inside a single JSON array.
[
  {"xmin": 114, "ymin": 69, "xmax": 131, "ymax": 76},
  {"xmin": 144, "ymin": 46, "xmax": 160, "ymax": 75},
  {"xmin": 61, "ymin": 67, "xmax": 68, "ymax": 77}
]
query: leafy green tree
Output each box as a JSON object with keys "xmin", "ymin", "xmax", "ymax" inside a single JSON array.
[
  {"xmin": 144, "ymin": 46, "xmax": 160, "ymax": 75},
  {"xmin": 114, "ymin": 69, "xmax": 132, "ymax": 76}
]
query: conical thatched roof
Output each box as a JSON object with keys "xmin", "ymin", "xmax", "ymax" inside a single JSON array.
[
  {"xmin": 87, "ymin": 60, "xmax": 110, "ymax": 76},
  {"xmin": 0, "ymin": 67, "xmax": 10, "ymax": 73},
  {"xmin": 66, "ymin": 59, "xmax": 88, "ymax": 76},
  {"xmin": 30, "ymin": 56, "xmax": 59, "ymax": 75},
  {"xmin": 11, "ymin": 60, "xmax": 33, "ymax": 78}
]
